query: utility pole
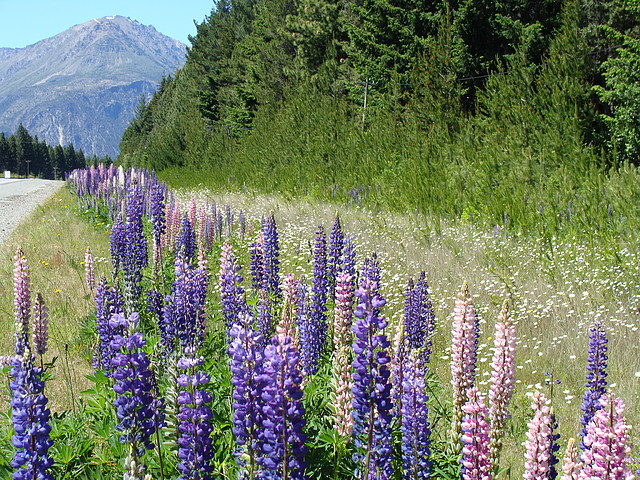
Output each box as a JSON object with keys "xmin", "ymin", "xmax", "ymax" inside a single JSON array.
[
  {"xmin": 361, "ymin": 78, "xmax": 369, "ymax": 130},
  {"xmin": 25, "ymin": 159, "xmax": 31, "ymax": 177}
]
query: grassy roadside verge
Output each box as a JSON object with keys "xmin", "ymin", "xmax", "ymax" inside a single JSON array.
[{"xmin": 0, "ymin": 186, "xmax": 111, "ymax": 411}]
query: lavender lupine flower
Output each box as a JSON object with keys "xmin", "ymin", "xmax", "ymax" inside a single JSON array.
[
  {"xmin": 488, "ymin": 302, "xmax": 516, "ymax": 468},
  {"xmin": 10, "ymin": 351, "xmax": 54, "ymax": 480},
  {"xmin": 150, "ymin": 183, "xmax": 166, "ymax": 279},
  {"xmin": 560, "ymin": 438, "xmax": 581, "ymax": 480},
  {"xmin": 13, "ymin": 248, "xmax": 30, "ymax": 356},
  {"xmin": 256, "ymin": 333, "xmax": 307, "ymax": 480},
  {"xmin": 580, "ymin": 322, "xmax": 608, "ymax": 450},
  {"xmin": 85, "ymin": 247, "xmax": 95, "ymax": 292},
  {"xmin": 352, "ymin": 273, "xmax": 394, "ymax": 480},
  {"xmin": 228, "ymin": 313, "xmax": 264, "ymax": 476},
  {"xmin": 401, "ymin": 350, "xmax": 431, "ymax": 480},
  {"xmin": 219, "ymin": 241, "xmax": 248, "ymax": 331},
  {"xmin": 249, "ymin": 233, "xmax": 265, "ymax": 292},
  {"xmin": 404, "ymin": 272, "xmax": 435, "ymax": 364},
  {"xmin": 110, "ymin": 216, "xmax": 127, "ymax": 277},
  {"xmin": 523, "ymin": 391, "xmax": 553, "ymax": 480},
  {"xmin": 122, "ymin": 184, "xmax": 148, "ymax": 313},
  {"xmin": 579, "ymin": 392, "xmax": 634, "ymax": 480},
  {"xmin": 262, "ymin": 213, "xmax": 281, "ymax": 300},
  {"xmin": 94, "ymin": 278, "xmax": 125, "ymax": 374},
  {"xmin": 461, "ymin": 387, "xmax": 490, "ymax": 480},
  {"xmin": 338, "ymin": 235, "xmax": 357, "ymax": 280},
  {"xmin": 450, "ymin": 282, "xmax": 479, "ymax": 450},
  {"xmin": 110, "ymin": 313, "xmax": 158, "ymax": 478},
  {"xmin": 176, "ymin": 353, "xmax": 215, "ymax": 480},
  {"xmin": 302, "ymin": 225, "xmax": 328, "ymax": 375},
  {"xmin": 32, "ymin": 293, "xmax": 48, "ymax": 357},
  {"xmin": 146, "ymin": 289, "xmax": 164, "ymax": 322},
  {"xmin": 176, "ymin": 213, "xmax": 196, "ymax": 264},
  {"xmin": 331, "ymin": 270, "xmax": 355, "ymax": 437},
  {"xmin": 327, "ymin": 214, "xmax": 344, "ymax": 299}
]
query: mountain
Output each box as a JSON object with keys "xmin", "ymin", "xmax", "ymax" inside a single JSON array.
[{"xmin": 0, "ymin": 15, "xmax": 186, "ymax": 158}]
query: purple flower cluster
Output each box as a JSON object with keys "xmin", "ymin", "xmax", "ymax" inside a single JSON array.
[
  {"xmin": 327, "ymin": 215, "xmax": 345, "ymax": 299},
  {"xmin": 580, "ymin": 322, "xmax": 608, "ymax": 450},
  {"xmin": 261, "ymin": 213, "xmax": 281, "ymax": 300},
  {"xmin": 10, "ymin": 352, "xmax": 53, "ymax": 480},
  {"xmin": 404, "ymin": 272, "xmax": 435, "ymax": 363},
  {"xmin": 13, "ymin": 248, "xmax": 30, "ymax": 356},
  {"xmin": 219, "ymin": 241, "xmax": 249, "ymax": 331},
  {"xmin": 461, "ymin": 387, "xmax": 490, "ymax": 480},
  {"xmin": 110, "ymin": 216, "xmax": 127, "ymax": 277},
  {"xmin": 249, "ymin": 233, "xmax": 265, "ymax": 292},
  {"xmin": 122, "ymin": 184, "xmax": 149, "ymax": 311},
  {"xmin": 94, "ymin": 278, "xmax": 125, "ymax": 374},
  {"xmin": 352, "ymin": 269, "xmax": 394, "ymax": 480},
  {"xmin": 176, "ymin": 213, "xmax": 196, "ymax": 264},
  {"xmin": 32, "ymin": 293, "xmax": 49, "ymax": 357},
  {"xmin": 176, "ymin": 353, "xmax": 215, "ymax": 479},
  {"xmin": 257, "ymin": 333, "xmax": 307, "ymax": 480}
]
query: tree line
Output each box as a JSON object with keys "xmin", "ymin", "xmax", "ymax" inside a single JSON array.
[{"xmin": 0, "ymin": 124, "xmax": 110, "ymax": 179}]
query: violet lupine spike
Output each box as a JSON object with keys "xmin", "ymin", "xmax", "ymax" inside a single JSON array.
[
  {"xmin": 327, "ymin": 214, "xmax": 345, "ymax": 300},
  {"xmin": 351, "ymin": 271, "xmax": 394, "ymax": 480},
  {"xmin": 176, "ymin": 353, "xmax": 215, "ymax": 480},
  {"xmin": 560, "ymin": 438, "xmax": 581, "ymax": 480},
  {"xmin": 32, "ymin": 293, "xmax": 48, "ymax": 357},
  {"xmin": 176, "ymin": 213, "xmax": 196, "ymax": 264},
  {"xmin": 257, "ymin": 288, "xmax": 274, "ymax": 345},
  {"xmin": 256, "ymin": 333, "xmax": 308, "ymax": 480},
  {"xmin": 94, "ymin": 278, "xmax": 125, "ymax": 374},
  {"xmin": 488, "ymin": 302, "xmax": 516, "ymax": 468},
  {"xmin": 461, "ymin": 387, "xmax": 490, "ymax": 480},
  {"xmin": 85, "ymin": 247, "xmax": 95, "ymax": 292},
  {"xmin": 150, "ymin": 183, "xmax": 166, "ymax": 279},
  {"xmin": 338, "ymin": 235, "xmax": 357, "ymax": 280},
  {"xmin": 13, "ymin": 247, "xmax": 30, "ymax": 356},
  {"xmin": 262, "ymin": 213, "xmax": 281, "ymax": 301},
  {"xmin": 228, "ymin": 312, "xmax": 264, "ymax": 477},
  {"xmin": 450, "ymin": 282, "xmax": 479, "ymax": 451},
  {"xmin": 401, "ymin": 350, "xmax": 431, "ymax": 480},
  {"xmin": 10, "ymin": 350, "xmax": 54, "ymax": 480},
  {"xmin": 523, "ymin": 391, "xmax": 553, "ymax": 480},
  {"xmin": 110, "ymin": 216, "xmax": 127, "ymax": 278},
  {"xmin": 249, "ymin": 233, "xmax": 265, "ymax": 292},
  {"xmin": 579, "ymin": 392, "xmax": 634, "ymax": 480},
  {"xmin": 110, "ymin": 312, "xmax": 158, "ymax": 477},
  {"xmin": 579, "ymin": 322, "xmax": 608, "ymax": 450},
  {"xmin": 549, "ymin": 409, "xmax": 561, "ymax": 480},
  {"xmin": 303, "ymin": 225, "xmax": 328, "ymax": 375},
  {"xmin": 405, "ymin": 272, "xmax": 435, "ymax": 365},
  {"xmin": 331, "ymin": 270, "xmax": 355, "ymax": 437},
  {"xmin": 122, "ymin": 183, "xmax": 148, "ymax": 313},
  {"xmin": 219, "ymin": 241, "xmax": 249, "ymax": 332}
]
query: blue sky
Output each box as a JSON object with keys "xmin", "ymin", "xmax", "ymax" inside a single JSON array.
[{"xmin": 0, "ymin": 0, "xmax": 215, "ymax": 48}]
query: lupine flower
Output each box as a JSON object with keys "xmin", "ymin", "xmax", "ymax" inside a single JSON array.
[
  {"xmin": 249, "ymin": 232, "xmax": 265, "ymax": 292},
  {"xmin": 219, "ymin": 241, "xmax": 248, "ymax": 332},
  {"xmin": 176, "ymin": 352, "xmax": 215, "ymax": 480},
  {"xmin": 488, "ymin": 302, "xmax": 516, "ymax": 468},
  {"xmin": 331, "ymin": 270, "xmax": 355, "ymax": 437},
  {"xmin": 150, "ymin": 184, "xmax": 166, "ymax": 278},
  {"xmin": 461, "ymin": 387, "xmax": 490, "ymax": 480},
  {"xmin": 111, "ymin": 312, "xmax": 158, "ymax": 478},
  {"xmin": 302, "ymin": 225, "xmax": 328, "ymax": 375},
  {"xmin": 94, "ymin": 278, "xmax": 125, "ymax": 374},
  {"xmin": 401, "ymin": 350, "xmax": 431, "ymax": 480},
  {"xmin": 580, "ymin": 322, "xmax": 608, "ymax": 450},
  {"xmin": 85, "ymin": 247, "xmax": 95, "ymax": 292},
  {"xmin": 338, "ymin": 235, "xmax": 357, "ymax": 280},
  {"xmin": 110, "ymin": 216, "xmax": 127, "ymax": 277},
  {"xmin": 404, "ymin": 272, "xmax": 435, "ymax": 364},
  {"xmin": 238, "ymin": 209, "xmax": 246, "ymax": 239},
  {"xmin": 450, "ymin": 282, "xmax": 479, "ymax": 450},
  {"xmin": 278, "ymin": 274, "xmax": 299, "ymax": 339},
  {"xmin": 32, "ymin": 293, "xmax": 48, "ymax": 357},
  {"xmin": 256, "ymin": 333, "xmax": 307, "ymax": 480},
  {"xmin": 560, "ymin": 438, "xmax": 581, "ymax": 480},
  {"xmin": 228, "ymin": 313, "xmax": 264, "ymax": 476},
  {"xmin": 10, "ymin": 350, "xmax": 54, "ymax": 480},
  {"xmin": 579, "ymin": 392, "xmax": 633, "ymax": 480},
  {"xmin": 261, "ymin": 213, "xmax": 281, "ymax": 300},
  {"xmin": 327, "ymin": 214, "xmax": 344, "ymax": 299},
  {"xmin": 352, "ymin": 270, "xmax": 394, "ymax": 480},
  {"xmin": 13, "ymin": 248, "xmax": 30, "ymax": 356},
  {"xmin": 257, "ymin": 288, "xmax": 273, "ymax": 345},
  {"xmin": 122, "ymin": 184, "xmax": 148, "ymax": 313},
  {"xmin": 523, "ymin": 391, "xmax": 553, "ymax": 480},
  {"xmin": 176, "ymin": 213, "xmax": 196, "ymax": 264}
]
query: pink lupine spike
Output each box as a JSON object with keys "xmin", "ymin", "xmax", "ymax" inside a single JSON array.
[
  {"xmin": 560, "ymin": 438, "xmax": 581, "ymax": 480},
  {"xmin": 13, "ymin": 247, "xmax": 31, "ymax": 356},
  {"xmin": 523, "ymin": 391, "xmax": 553, "ymax": 480},
  {"xmin": 32, "ymin": 293, "xmax": 49, "ymax": 357},
  {"xmin": 461, "ymin": 387, "xmax": 492, "ymax": 480}
]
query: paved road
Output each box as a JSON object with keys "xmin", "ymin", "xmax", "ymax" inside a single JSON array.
[{"xmin": 0, "ymin": 178, "xmax": 64, "ymax": 245}]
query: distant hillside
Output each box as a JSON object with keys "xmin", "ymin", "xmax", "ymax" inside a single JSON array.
[{"xmin": 0, "ymin": 15, "xmax": 186, "ymax": 158}]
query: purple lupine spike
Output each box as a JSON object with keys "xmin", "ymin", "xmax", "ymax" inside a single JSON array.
[
  {"xmin": 262, "ymin": 213, "xmax": 281, "ymax": 300},
  {"xmin": 32, "ymin": 293, "xmax": 48, "ymax": 357},
  {"xmin": 216, "ymin": 210, "xmax": 223, "ymax": 239},
  {"xmin": 85, "ymin": 247, "xmax": 95, "ymax": 292},
  {"xmin": 579, "ymin": 392, "xmax": 634, "ymax": 480},
  {"xmin": 461, "ymin": 387, "xmax": 490, "ymax": 480},
  {"xmin": 405, "ymin": 272, "xmax": 435, "ymax": 364},
  {"xmin": 401, "ymin": 350, "xmax": 431, "ymax": 480},
  {"xmin": 13, "ymin": 248, "xmax": 30, "ymax": 356},
  {"xmin": 256, "ymin": 333, "xmax": 307, "ymax": 480},
  {"xmin": 110, "ymin": 312, "xmax": 159, "ymax": 476},
  {"xmin": 219, "ymin": 241, "xmax": 249, "ymax": 331},
  {"xmin": 361, "ymin": 252, "xmax": 380, "ymax": 289},
  {"xmin": 302, "ymin": 225, "xmax": 328, "ymax": 375},
  {"xmin": 257, "ymin": 288, "xmax": 273, "ymax": 345},
  {"xmin": 176, "ymin": 352, "xmax": 215, "ymax": 479},
  {"xmin": 176, "ymin": 213, "xmax": 196, "ymax": 264},
  {"xmin": 579, "ymin": 322, "xmax": 608, "ymax": 450},
  {"xmin": 146, "ymin": 289, "xmax": 164, "ymax": 321},
  {"xmin": 10, "ymin": 350, "xmax": 54, "ymax": 480},
  {"xmin": 327, "ymin": 214, "xmax": 345, "ymax": 299},
  {"xmin": 228, "ymin": 312, "xmax": 264, "ymax": 477},
  {"xmin": 93, "ymin": 278, "xmax": 125, "ymax": 374},
  {"xmin": 249, "ymin": 233, "xmax": 265, "ymax": 292},
  {"xmin": 450, "ymin": 282, "xmax": 479, "ymax": 450},
  {"xmin": 352, "ymin": 267, "xmax": 394, "ymax": 480},
  {"xmin": 150, "ymin": 183, "xmax": 166, "ymax": 278},
  {"xmin": 523, "ymin": 391, "xmax": 553, "ymax": 480},
  {"xmin": 332, "ymin": 270, "xmax": 355, "ymax": 437},
  {"xmin": 122, "ymin": 183, "xmax": 148, "ymax": 313},
  {"xmin": 488, "ymin": 302, "xmax": 516, "ymax": 467},
  {"xmin": 238, "ymin": 210, "xmax": 246, "ymax": 240},
  {"xmin": 549, "ymin": 408, "xmax": 561, "ymax": 480}
]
